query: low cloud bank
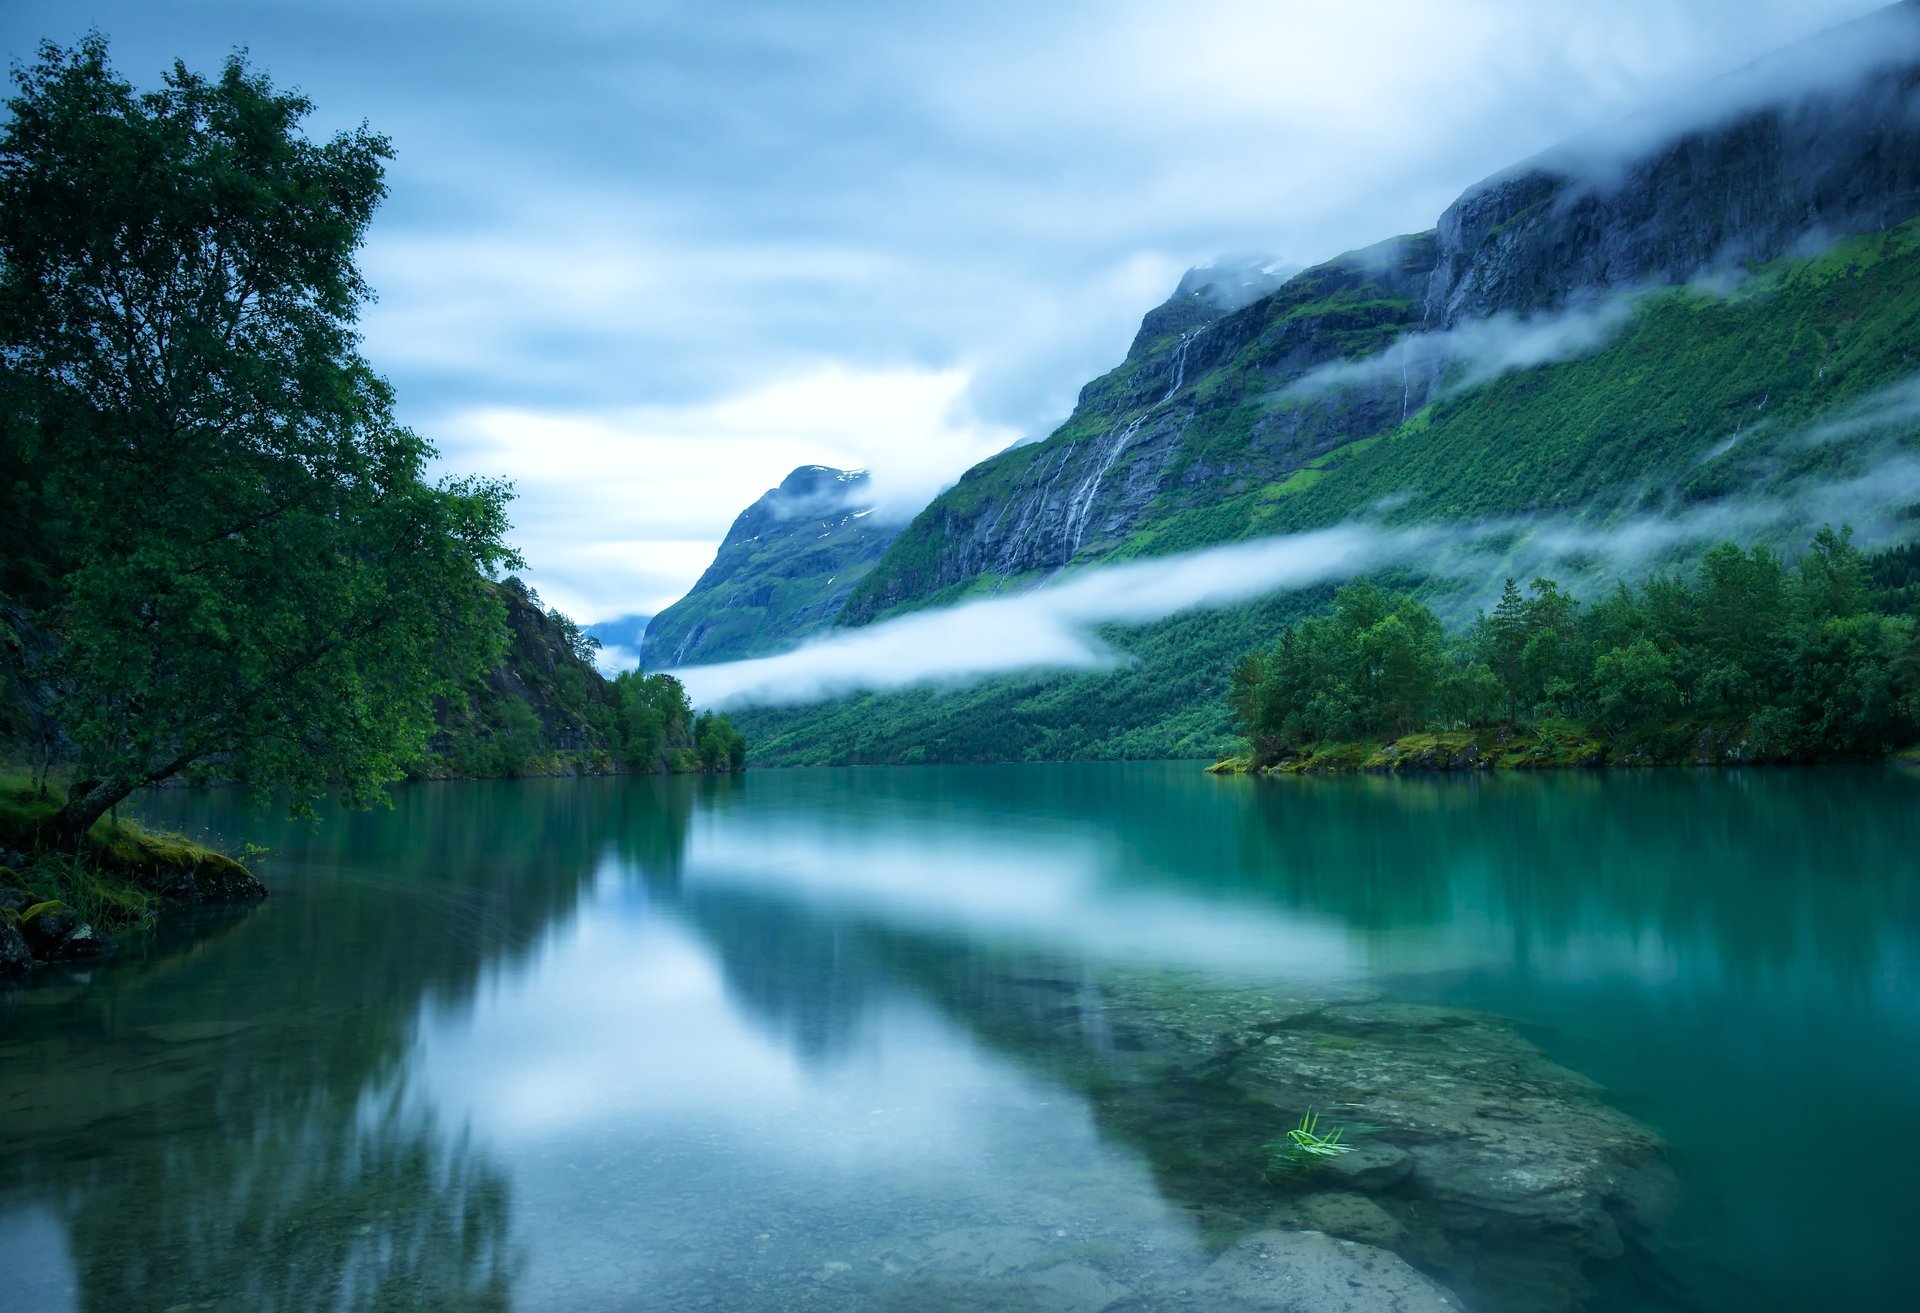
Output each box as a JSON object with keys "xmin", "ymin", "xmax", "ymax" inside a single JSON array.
[
  {"xmin": 1278, "ymin": 292, "xmax": 1642, "ymax": 408},
  {"xmin": 671, "ymin": 442, "xmax": 1920, "ymax": 710},
  {"xmin": 670, "ymin": 524, "xmax": 1430, "ymax": 708}
]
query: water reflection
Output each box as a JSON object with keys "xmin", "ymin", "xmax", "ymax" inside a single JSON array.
[{"xmin": 0, "ymin": 764, "xmax": 1916, "ymax": 1312}]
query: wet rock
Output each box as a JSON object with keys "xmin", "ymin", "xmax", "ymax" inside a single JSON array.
[
  {"xmin": 1069, "ymin": 980, "xmax": 1676, "ymax": 1313},
  {"xmin": 0, "ymin": 915, "xmax": 32, "ymax": 981},
  {"xmin": 45, "ymin": 923, "xmax": 116, "ymax": 962},
  {"xmin": 1022, "ymin": 1260, "xmax": 1132, "ymax": 1312},
  {"xmin": 19, "ymin": 901, "xmax": 77, "ymax": 956},
  {"xmin": 0, "ymin": 886, "xmax": 30, "ymax": 915},
  {"xmin": 917, "ymin": 1225, "xmax": 1056, "ymax": 1277},
  {"xmin": 1266, "ymin": 1192, "xmax": 1406, "ymax": 1248},
  {"xmin": 141, "ymin": 853, "xmax": 267, "ymax": 905},
  {"xmin": 1315, "ymin": 1140, "xmax": 1412, "ymax": 1193},
  {"xmin": 1194, "ymin": 1229, "xmax": 1463, "ymax": 1311}
]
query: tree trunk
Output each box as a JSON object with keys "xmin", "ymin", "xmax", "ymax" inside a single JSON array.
[{"xmin": 49, "ymin": 775, "xmax": 141, "ymax": 849}]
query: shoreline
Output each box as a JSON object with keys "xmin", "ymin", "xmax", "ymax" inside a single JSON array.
[{"xmin": 1207, "ymin": 723, "xmax": 1920, "ymax": 776}]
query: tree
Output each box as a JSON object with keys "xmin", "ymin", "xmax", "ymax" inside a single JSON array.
[
  {"xmin": 1482, "ymin": 578, "xmax": 1527, "ymax": 722},
  {"xmin": 1591, "ymin": 640, "xmax": 1679, "ymax": 731},
  {"xmin": 0, "ymin": 37, "xmax": 519, "ymax": 843}
]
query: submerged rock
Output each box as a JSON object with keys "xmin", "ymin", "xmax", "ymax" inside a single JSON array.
[
  {"xmin": 1034, "ymin": 975, "xmax": 1678, "ymax": 1313},
  {"xmin": 1314, "ymin": 1140, "xmax": 1412, "ymax": 1194},
  {"xmin": 1196, "ymin": 1229, "xmax": 1464, "ymax": 1312}
]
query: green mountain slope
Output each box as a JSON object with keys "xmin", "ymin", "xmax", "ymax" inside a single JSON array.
[
  {"xmin": 736, "ymin": 222, "xmax": 1920, "ymax": 765},
  {"xmin": 734, "ymin": 6, "xmax": 1920, "ymax": 764},
  {"xmin": 642, "ymin": 466, "xmax": 899, "ymax": 667}
]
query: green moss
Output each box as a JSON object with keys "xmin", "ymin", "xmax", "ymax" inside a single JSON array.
[{"xmin": 0, "ymin": 772, "xmax": 228, "ymax": 928}]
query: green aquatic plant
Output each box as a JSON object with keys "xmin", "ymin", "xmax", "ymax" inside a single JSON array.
[{"xmin": 1263, "ymin": 1108, "xmax": 1359, "ymax": 1178}]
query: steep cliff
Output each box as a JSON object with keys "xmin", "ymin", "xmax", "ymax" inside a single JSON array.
[{"xmin": 642, "ymin": 465, "xmax": 901, "ymax": 667}]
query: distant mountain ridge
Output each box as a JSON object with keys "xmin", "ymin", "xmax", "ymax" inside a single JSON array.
[{"xmin": 640, "ymin": 465, "xmax": 900, "ymax": 668}]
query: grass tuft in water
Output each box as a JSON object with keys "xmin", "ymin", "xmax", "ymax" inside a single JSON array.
[{"xmin": 1262, "ymin": 1108, "xmax": 1360, "ymax": 1178}]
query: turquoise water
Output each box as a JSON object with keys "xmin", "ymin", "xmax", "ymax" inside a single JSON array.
[{"xmin": 2, "ymin": 763, "xmax": 1917, "ymax": 1311}]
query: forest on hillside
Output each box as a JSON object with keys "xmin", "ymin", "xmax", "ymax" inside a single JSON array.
[{"xmin": 1222, "ymin": 530, "xmax": 1920, "ymax": 769}]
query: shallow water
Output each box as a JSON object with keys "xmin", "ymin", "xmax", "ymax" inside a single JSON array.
[{"xmin": 3, "ymin": 763, "xmax": 1918, "ymax": 1312}]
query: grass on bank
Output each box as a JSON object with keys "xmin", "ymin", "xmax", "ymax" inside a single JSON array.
[
  {"xmin": 1203, "ymin": 718, "xmax": 1903, "ymax": 775},
  {"xmin": 0, "ymin": 772, "xmax": 244, "ymax": 931}
]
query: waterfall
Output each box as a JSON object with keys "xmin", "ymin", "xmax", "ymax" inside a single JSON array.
[
  {"xmin": 1161, "ymin": 326, "xmax": 1206, "ymax": 403},
  {"xmin": 1064, "ymin": 413, "xmax": 1153, "ymax": 551},
  {"xmin": 980, "ymin": 326, "xmax": 1207, "ymax": 567},
  {"xmin": 1062, "ymin": 327, "xmax": 1210, "ymax": 553}
]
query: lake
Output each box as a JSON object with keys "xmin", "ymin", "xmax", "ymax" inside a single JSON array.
[{"xmin": 3, "ymin": 762, "xmax": 1917, "ymax": 1312}]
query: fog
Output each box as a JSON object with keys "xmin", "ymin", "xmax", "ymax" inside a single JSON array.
[
  {"xmin": 1276, "ymin": 293, "xmax": 1642, "ymax": 405},
  {"xmin": 672, "ymin": 431, "xmax": 1920, "ymax": 710}
]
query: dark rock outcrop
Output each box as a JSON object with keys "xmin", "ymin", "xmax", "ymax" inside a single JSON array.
[
  {"xmin": 0, "ymin": 913, "xmax": 32, "ymax": 980},
  {"xmin": 1424, "ymin": 4, "xmax": 1920, "ymax": 325},
  {"xmin": 137, "ymin": 853, "xmax": 268, "ymax": 905},
  {"xmin": 19, "ymin": 900, "xmax": 76, "ymax": 954}
]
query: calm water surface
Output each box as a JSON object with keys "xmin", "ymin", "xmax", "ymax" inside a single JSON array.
[{"xmin": 2, "ymin": 763, "xmax": 1917, "ymax": 1312}]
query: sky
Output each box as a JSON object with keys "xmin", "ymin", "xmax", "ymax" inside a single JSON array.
[{"xmin": 0, "ymin": 0, "xmax": 1893, "ymax": 621}]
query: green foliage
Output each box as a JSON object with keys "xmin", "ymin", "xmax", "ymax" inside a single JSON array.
[
  {"xmin": 1262, "ymin": 1109, "xmax": 1359, "ymax": 1178},
  {"xmin": 1230, "ymin": 529, "xmax": 1920, "ymax": 765},
  {"xmin": 0, "ymin": 771, "xmax": 211, "ymax": 928},
  {"xmin": 0, "ymin": 37, "xmax": 519, "ymax": 839}
]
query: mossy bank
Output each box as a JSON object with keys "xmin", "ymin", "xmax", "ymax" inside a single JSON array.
[{"xmin": 0, "ymin": 774, "xmax": 266, "ymax": 983}]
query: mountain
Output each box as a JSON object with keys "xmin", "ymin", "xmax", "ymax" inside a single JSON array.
[
  {"xmin": 585, "ymin": 613, "xmax": 651, "ymax": 666},
  {"xmin": 641, "ymin": 465, "xmax": 902, "ymax": 668},
  {"xmin": 735, "ymin": 3, "xmax": 1920, "ymax": 765}
]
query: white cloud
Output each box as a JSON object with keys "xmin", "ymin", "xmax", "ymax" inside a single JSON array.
[
  {"xmin": 442, "ymin": 364, "xmax": 1018, "ymax": 619},
  {"xmin": 4, "ymin": 0, "xmax": 1893, "ymax": 620}
]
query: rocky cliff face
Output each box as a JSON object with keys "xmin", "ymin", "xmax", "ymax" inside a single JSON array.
[
  {"xmin": 1424, "ymin": 2, "xmax": 1920, "ymax": 326},
  {"xmin": 839, "ymin": 2, "xmax": 1920, "ymax": 629},
  {"xmin": 642, "ymin": 466, "xmax": 901, "ymax": 667}
]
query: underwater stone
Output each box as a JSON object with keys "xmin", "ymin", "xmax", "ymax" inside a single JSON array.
[
  {"xmin": 1314, "ymin": 1140, "xmax": 1413, "ymax": 1193},
  {"xmin": 1266, "ymin": 1192, "xmax": 1407, "ymax": 1248},
  {"xmin": 1194, "ymin": 1229, "xmax": 1464, "ymax": 1311}
]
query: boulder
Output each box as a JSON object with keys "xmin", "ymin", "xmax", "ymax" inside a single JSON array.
[
  {"xmin": 0, "ymin": 915, "xmax": 32, "ymax": 981},
  {"xmin": 19, "ymin": 900, "xmax": 77, "ymax": 955},
  {"xmin": 45, "ymin": 922, "xmax": 116, "ymax": 962},
  {"xmin": 1315, "ymin": 1140, "xmax": 1413, "ymax": 1193},
  {"xmin": 140, "ymin": 853, "xmax": 267, "ymax": 904},
  {"xmin": 0, "ymin": 885, "xmax": 31, "ymax": 915},
  {"xmin": 1266, "ymin": 1192, "xmax": 1407, "ymax": 1248}
]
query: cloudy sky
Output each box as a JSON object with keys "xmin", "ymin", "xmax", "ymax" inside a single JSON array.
[{"xmin": 0, "ymin": 0, "xmax": 1890, "ymax": 620}]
